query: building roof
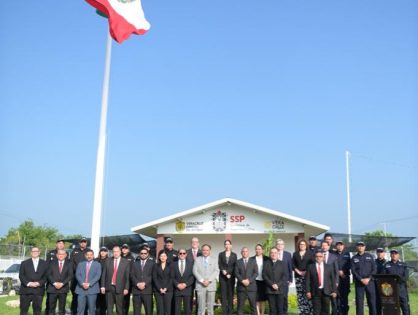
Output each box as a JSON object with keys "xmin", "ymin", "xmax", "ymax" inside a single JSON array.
[{"xmin": 131, "ymin": 198, "xmax": 329, "ymax": 237}]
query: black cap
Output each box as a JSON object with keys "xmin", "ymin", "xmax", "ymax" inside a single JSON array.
[
  {"xmin": 309, "ymin": 236, "xmax": 317, "ymax": 241},
  {"xmin": 356, "ymin": 241, "xmax": 365, "ymax": 246},
  {"xmin": 165, "ymin": 237, "xmax": 173, "ymax": 243},
  {"xmin": 121, "ymin": 244, "xmax": 129, "ymax": 249},
  {"xmin": 100, "ymin": 246, "xmax": 108, "ymax": 252},
  {"xmin": 336, "ymin": 241, "xmax": 344, "ymax": 245},
  {"xmin": 390, "ymin": 249, "xmax": 399, "ymax": 254},
  {"xmin": 56, "ymin": 239, "xmax": 65, "ymax": 243},
  {"xmin": 80, "ymin": 237, "xmax": 87, "ymax": 242},
  {"xmin": 376, "ymin": 248, "xmax": 384, "ymax": 253},
  {"xmin": 141, "ymin": 242, "xmax": 150, "ymax": 248}
]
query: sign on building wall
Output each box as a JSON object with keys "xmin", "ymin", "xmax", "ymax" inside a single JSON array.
[{"xmin": 157, "ymin": 205, "xmax": 304, "ymax": 234}]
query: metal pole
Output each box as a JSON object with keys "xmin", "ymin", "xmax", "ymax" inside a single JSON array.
[
  {"xmin": 91, "ymin": 32, "xmax": 112, "ymax": 256},
  {"xmin": 345, "ymin": 150, "xmax": 352, "ymax": 242}
]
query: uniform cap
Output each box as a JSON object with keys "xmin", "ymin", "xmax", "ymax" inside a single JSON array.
[
  {"xmin": 100, "ymin": 246, "xmax": 108, "ymax": 252},
  {"xmin": 121, "ymin": 244, "xmax": 129, "ymax": 249},
  {"xmin": 309, "ymin": 236, "xmax": 317, "ymax": 241},
  {"xmin": 56, "ymin": 239, "xmax": 65, "ymax": 243},
  {"xmin": 390, "ymin": 249, "xmax": 399, "ymax": 254},
  {"xmin": 80, "ymin": 237, "xmax": 87, "ymax": 242},
  {"xmin": 336, "ymin": 241, "xmax": 344, "ymax": 245},
  {"xmin": 165, "ymin": 237, "xmax": 173, "ymax": 243},
  {"xmin": 356, "ymin": 241, "xmax": 365, "ymax": 246},
  {"xmin": 376, "ymin": 248, "xmax": 384, "ymax": 253}
]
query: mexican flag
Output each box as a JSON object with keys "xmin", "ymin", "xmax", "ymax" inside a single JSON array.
[{"xmin": 86, "ymin": 0, "xmax": 150, "ymax": 43}]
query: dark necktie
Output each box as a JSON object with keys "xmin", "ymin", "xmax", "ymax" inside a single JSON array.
[{"xmin": 59, "ymin": 261, "xmax": 63, "ymax": 273}]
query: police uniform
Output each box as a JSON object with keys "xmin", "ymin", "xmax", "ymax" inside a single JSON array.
[
  {"xmin": 335, "ymin": 246, "xmax": 351, "ymax": 315},
  {"xmin": 374, "ymin": 248, "xmax": 386, "ymax": 314},
  {"xmin": 95, "ymin": 247, "xmax": 109, "ymax": 315},
  {"xmin": 384, "ymin": 255, "xmax": 410, "ymax": 315},
  {"xmin": 121, "ymin": 244, "xmax": 135, "ymax": 315},
  {"xmin": 70, "ymin": 241, "xmax": 89, "ymax": 315},
  {"xmin": 351, "ymin": 243, "xmax": 377, "ymax": 315}
]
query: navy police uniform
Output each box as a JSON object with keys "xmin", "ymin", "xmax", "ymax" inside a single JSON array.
[
  {"xmin": 384, "ymin": 259, "xmax": 410, "ymax": 315},
  {"xmin": 351, "ymin": 251, "xmax": 377, "ymax": 315},
  {"xmin": 335, "ymin": 249, "xmax": 351, "ymax": 315},
  {"xmin": 374, "ymin": 251, "xmax": 386, "ymax": 314}
]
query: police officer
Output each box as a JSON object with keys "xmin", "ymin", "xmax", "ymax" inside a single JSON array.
[
  {"xmin": 375, "ymin": 247, "xmax": 386, "ymax": 314},
  {"xmin": 70, "ymin": 237, "xmax": 89, "ymax": 315},
  {"xmin": 158, "ymin": 237, "xmax": 178, "ymax": 263},
  {"xmin": 323, "ymin": 233, "xmax": 336, "ymax": 252},
  {"xmin": 335, "ymin": 241, "xmax": 350, "ymax": 315},
  {"xmin": 95, "ymin": 247, "xmax": 109, "ymax": 315},
  {"xmin": 308, "ymin": 236, "xmax": 319, "ymax": 254},
  {"xmin": 384, "ymin": 249, "xmax": 410, "ymax": 315},
  {"xmin": 351, "ymin": 241, "xmax": 377, "ymax": 315},
  {"xmin": 121, "ymin": 244, "xmax": 134, "ymax": 315}
]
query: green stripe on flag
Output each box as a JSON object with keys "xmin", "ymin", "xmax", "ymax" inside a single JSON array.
[{"xmin": 96, "ymin": 9, "xmax": 108, "ymax": 18}]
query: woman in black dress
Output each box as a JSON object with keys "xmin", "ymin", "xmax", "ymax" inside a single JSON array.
[
  {"xmin": 253, "ymin": 244, "xmax": 269, "ymax": 315},
  {"xmin": 153, "ymin": 251, "xmax": 173, "ymax": 315},
  {"xmin": 218, "ymin": 239, "xmax": 237, "ymax": 315},
  {"xmin": 292, "ymin": 239, "xmax": 313, "ymax": 315}
]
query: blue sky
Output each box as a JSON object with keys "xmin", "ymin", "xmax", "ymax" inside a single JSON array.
[{"xmin": 1, "ymin": 1, "xmax": 417, "ymax": 243}]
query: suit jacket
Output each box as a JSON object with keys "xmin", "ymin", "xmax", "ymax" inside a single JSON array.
[
  {"xmin": 101, "ymin": 257, "xmax": 131, "ymax": 294},
  {"xmin": 234, "ymin": 257, "xmax": 258, "ymax": 292},
  {"xmin": 193, "ymin": 256, "xmax": 218, "ymax": 292},
  {"xmin": 278, "ymin": 250, "xmax": 293, "ymax": 283},
  {"xmin": 218, "ymin": 251, "xmax": 237, "ymax": 279},
  {"xmin": 172, "ymin": 259, "xmax": 195, "ymax": 296},
  {"xmin": 262, "ymin": 260, "xmax": 288, "ymax": 295},
  {"xmin": 186, "ymin": 248, "xmax": 202, "ymax": 263},
  {"xmin": 323, "ymin": 251, "xmax": 339, "ymax": 285},
  {"xmin": 131, "ymin": 258, "xmax": 155, "ymax": 295},
  {"xmin": 19, "ymin": 258, "xmax": 48, "ymax": 295},
  {"xmin": 153, "ymin": 262, "xmax": 173, "ymax": 292},
  {"xmin": 306, "ymin": 263, "xmax": 337, "ymax": 296},
  {"xmin": 75, "ymin": 260, "xmax": 102, "ymax": 295},
  {"xmin": 47, "ymin": 259, "xmax": 73, "ymax": 293}
]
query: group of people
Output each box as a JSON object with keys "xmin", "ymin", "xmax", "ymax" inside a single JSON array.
[{"xmin": 18, "ymin": 234, "xmax": 410, "ymax": 315}]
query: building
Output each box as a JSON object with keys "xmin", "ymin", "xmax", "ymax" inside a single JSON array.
[{"xmin": 131, "ymin": 198, "xmax": 329, "ymax": 255}]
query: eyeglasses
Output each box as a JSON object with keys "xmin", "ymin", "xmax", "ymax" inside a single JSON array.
[
  {"xmin": 140, "ymin": 252, "xmax": 148, "ymax": 255},
  {"xmin": 179, "ymin": 252, "xmax": 186, "ymax": 255},
  {"xmin": 315, "ymin": 255, "xmax": 323, "ymax": 258}
]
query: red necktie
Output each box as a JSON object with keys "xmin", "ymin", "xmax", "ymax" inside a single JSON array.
[
  {"xmin": 59, "ymin": 261, "xmax": 63, "ymax": 273},
  {"xmin": 112, "ymin": 259, "xmax": 118, "ymax": 284},
  {"xmin": 193, "ymin": 250, "xmax": 197, "ymax": 260},
  {"xmin": 317, "ymin": 264, "xmax": 322, "ymax": 287},
  {"xmin": 85, "ymin": 262, "xmax": 91, "ymax": 283}
]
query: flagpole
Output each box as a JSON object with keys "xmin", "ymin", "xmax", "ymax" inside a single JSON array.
[
  {"xmin": 345, "ymin": 150, "xmax": 352, "ymax": 243},
  {"xmin": 91, "ymin": 32, "xmax": 113, "ymax": 255}
]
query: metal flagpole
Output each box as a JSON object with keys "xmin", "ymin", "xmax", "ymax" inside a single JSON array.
[
  {"xmin": 345, "ymin": 150, "xmax": 352, "ymax": 243},
  {"xmin": 91, "ymin": 32, "xmax": 113, "ymax": 255}
]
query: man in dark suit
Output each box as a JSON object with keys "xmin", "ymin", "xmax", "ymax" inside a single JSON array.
[
  {"xmin": 75, "ymin": 249, "xmax": 102, "ymax": 315},
  {"xmin": 275, "ymin": 239, "xmax": 293, "ymax": 315},
  {"xmin": 173, "ymin": 248, "xmax": 196, "ymax": 315},
  {"xmin": 101, "ymin": 245, "xmax": 131, "ymax": 314},
  {"xmin": 131, "ymin": 247, "xmax": 155, "ymax": 315},
  {"xmin": 186, "ymin": 237, "xmax": 201, "ymax": 314},
  {"xmin": 19, "ymin": 246, "xmax": 49, "ymax": 315},
  {"xmin": 121, "ymin": 244, "xmax": 135, "ymax": 315},
  {"xmin": 262, "ymin": 247, "xmax": 288, "ymax": 315},
  {"xmin": 321, "ymin": 241, "xmax": 339, "ymax": 315},
  {"xmin": 306, "ymin": 250, "xmax": 337, "ymax": 315},
  {"xmin": 234, "ymin": 247, "xmax": 258, "ymax": 315},
  {"xmin": 46, "ymin": 249, "xmax": 73, "ymax": 315}
]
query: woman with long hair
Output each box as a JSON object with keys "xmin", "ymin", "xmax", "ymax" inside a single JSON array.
[
  {"xmin": 292, "ymin": 239, "xmax": 313, "ymax": 314},
  {"xmin": 218, "ymin": 239, "xmax": 237, "ymax": 315},
  {"xmin": 253, "ymin": 244, "xmax": 269, "ymax": 315},
  {"xmin": 153, "ymin": 251, "xmax": 173, "ymax": 315}
]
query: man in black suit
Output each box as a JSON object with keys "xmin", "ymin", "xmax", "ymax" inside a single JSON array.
[
  {"xmin": 321, "ymin": 241, "xmax": 339, "ymax": 315},
  {"xmin": 262, "ymin": 247, "xmax": 288, "ymax": 315},
  {"xmin": 121, "ymin": 244, "xmax": 135, "ymax": 315},
  {"xmin": 46, "ymin": 249, "xmax": 73, "ymax": 315},
  {"xmin": 275, "ymin": 239, "xmax": 293, "ymax": 315},
  {"xmin": 306, "ymin": 250, "xmax": 337, "ymax": 315},
  {"xmin": 186, "ymin": 237, "xmax": 201, "ymax": 314},
  {"xmin": 173, "ymin": 248, "xmax": 195, "ymax": 315},
  {"xmin": 101, "ymin": 245, "xmax": 131, "ymax": 314},
  {"xmin": 131, "ymin": 247, "xmax": 155, "ymax": 315},
  {"xmin": 235, "ymin": 247, "xmax": 258, "ymax": 315},
  {"xmin": 19, "ymin": 246, "xmax": 49, "ymax": 315}
]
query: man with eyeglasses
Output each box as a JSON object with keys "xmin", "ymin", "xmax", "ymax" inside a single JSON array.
[
  {"xmin": 19, "ymin": 247, "xmax": 48, "ymax": 315},
  {"xmin": 131, "ymin": 247, "xmax": 155, "ymax": 315},
  {"xmin": 306, "ymin": 250, "xmax": 337, "ymax": 315},
  {"xmin": 235, "ymin": 247, "xmax": 258, "ymax": 315},
  {"xmin": 173, "ymin": 249, "xmax": 195, "ymax": 315}
]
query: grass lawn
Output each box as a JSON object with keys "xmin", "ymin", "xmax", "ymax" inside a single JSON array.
[{"xmin": 1, "ymin": 288, "xmax": 417, "ymax": 314}]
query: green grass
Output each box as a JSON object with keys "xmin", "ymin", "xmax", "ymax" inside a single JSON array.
[{"xmin": 1, "ymin": 288, "xmax": 417, "ymax": 315}]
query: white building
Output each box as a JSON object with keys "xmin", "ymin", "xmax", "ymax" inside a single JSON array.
[{"xmin": 131, "ymin": 198, "xmax": 329, "ymax": 256}]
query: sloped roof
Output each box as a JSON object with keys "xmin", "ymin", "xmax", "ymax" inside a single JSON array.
[{"xmin": 131, "ymin": 198, "xmax": 329, "ymax": 237}]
